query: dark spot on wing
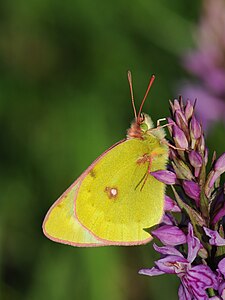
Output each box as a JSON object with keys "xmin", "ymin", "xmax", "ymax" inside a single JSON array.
[
  {"xmin": 104, "ymin": 187, "xmax": 118, "ymax": 199},
  {"xmin": 90, "ymin": 169, "xmax": 96, "ymax": 178}
]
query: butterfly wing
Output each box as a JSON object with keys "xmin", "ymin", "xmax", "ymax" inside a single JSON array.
[
  {"xmin": 43, "ymin": 136, "xmax": 168, "ymax": 247},
  {"xmin": 75, "ymin": 136, "xmax": 168, "ymax": 246}
]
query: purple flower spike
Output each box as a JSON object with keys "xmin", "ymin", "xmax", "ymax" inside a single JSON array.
[
  {"xmin": 173, "ymin": 125, "xmax": 189, "ymax": 149},
  {"xmin": 188, "ymin": 150, "xmax": 202, "ymax": 168},
  {"xmin": 164, "ymin": 195, "xmax": 181, "ymax": 212},
  {"xmin": 150, "ymin": 170, "xmax": 176, "ymax": 185},
  {"xmin": 182, "ymin": 180, "xmax": 200, "ymax": 204},
  {"xmin": 152, "ymin": 225, "xmax": 186, "ymax": 246},
  {"xmin": 190, "ymin": 115, "xmax": 201, "ymax": 140},
  {"xmin": 204, "ymin": 227, "xmax": 225, "ymax": 246},
  {"xmin": 138, "ymin": 97, "xmax": 225, "ymax": 298}
]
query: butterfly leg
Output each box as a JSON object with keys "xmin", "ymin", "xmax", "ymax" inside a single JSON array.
[
  {"xmin": 156, "ymin": 118, "xmax": 167, "ymax": 127},
  {"xmin": 136, "ymin": 152, "xmax": 158, "ymax": 191}
]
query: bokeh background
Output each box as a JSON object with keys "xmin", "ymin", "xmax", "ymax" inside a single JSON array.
[{"xmin": 1, "ymin": 1, "xmax": 225, "ymax": 299}]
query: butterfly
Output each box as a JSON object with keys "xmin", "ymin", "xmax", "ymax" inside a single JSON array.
[{"xmin": 42, "ymin": 72, "xmax": 169, "ymax": 247}]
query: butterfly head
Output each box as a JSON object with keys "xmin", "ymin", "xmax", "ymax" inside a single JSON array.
[{"xmin": 127, "ymin": 113, "xmax": 154, "ymax": 139}]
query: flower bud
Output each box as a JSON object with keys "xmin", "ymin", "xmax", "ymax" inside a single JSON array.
[
  {"xmin": 173, "ymin": 99, "xmax": 182, "ymax": 112},
  {"xmin": 190, "ymin": 116, "xmax": 201, "ymax": 140},
  {"xmin": 173, "ymin": 125, "xmax": 188, "ymax": 149},
  {"xmin": 215, "ymin": 153, "xmax": 225, "ymax": 173},
  {"xmin": 206, "ymin": 153, "xmax": 225, "ymax": 191},
  {"xmin": 150, "ymin": 170, "xmax": 176, "ymax": 185},
  {"xmin": 184, "ymin": 100, "xmax": 194, "ymax": 121},
  {"xmin": 175, "ymin": 109, "xmax": 188, "ymax": 131},
  {"xmin": 182, "ymin": 180, "xmax": 200, "ymax": 204},
  {"xmin": 189, "ymin": 150, "xmax": 202, "ymax": 168}
]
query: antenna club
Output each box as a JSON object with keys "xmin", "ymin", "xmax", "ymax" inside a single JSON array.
[{"xmin": 127, "ymin": 70, "xmax": 132, "ymax": 80}]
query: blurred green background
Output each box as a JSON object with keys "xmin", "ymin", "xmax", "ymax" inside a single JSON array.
[{"xmin": 1, "ymin": 1, "xmax": 224, "ymax": 300}]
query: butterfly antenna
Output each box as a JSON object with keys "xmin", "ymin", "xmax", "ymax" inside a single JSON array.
[
  {"xmin": 137, "ymin": 75, "xmax": 155, "ymax": 121},
  {"xmin": 127, "ymin": 70, "xmax": 137, "ymax": 121}
]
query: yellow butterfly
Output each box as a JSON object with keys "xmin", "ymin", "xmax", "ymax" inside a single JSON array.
[{"xmin": 43, "ymin": 72, "xmax": 169, "ymax": 247}]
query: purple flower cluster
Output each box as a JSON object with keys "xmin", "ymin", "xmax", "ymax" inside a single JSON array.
[
  {"xmin": 179, "ymin": 0, "xmax": 225, "ymax": 129},
  {"xmin": 139, "ymin": 99, "xmax": 225, "ymax": 299}
]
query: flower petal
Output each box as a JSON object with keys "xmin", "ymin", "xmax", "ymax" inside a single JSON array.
[
  {"xmin": 153, "ymin": 243, "xmax": 184, "ymax": 257},
  {"xmin": 150, "ymin": 170, "xmax": 176, "ymax": 185},
  {"xmin": 155, "ymin": 255, "xmax": 188, "ymax": 274},
  {"xmin": 138, "ymin": 267, "xmax": 165, "ymax": 276},
  {"xmin": 164, "ymin": 195, "xmax": 181, "ymax": 212},
  {"xmin": 187, "ymin": 264, "xmax": 218, "ymax": 290},
  {"xmin": 204, "ymin": 227, "xmax": 225, "ymax": 246},
  {"xmin": 218, "ymin": 258, "xmax": 225, "ymax": 277},
  {"xmin": 161, "ymin": 213, "xmax": 175, "ymax": 225},
  {"xmin": 178, "ymin": 283, "xmax": 193, "ymax": 300},
  {"xmin": 152, "ymin": 225, "xmax": 187, "ymax": 246},
  {"xmin": 187, "ymin": 223, "xmax": 201, "ymax": 263},
  {"xmin": 218, "ymin": 281, "xmax": 225, "ymax": 298}
]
